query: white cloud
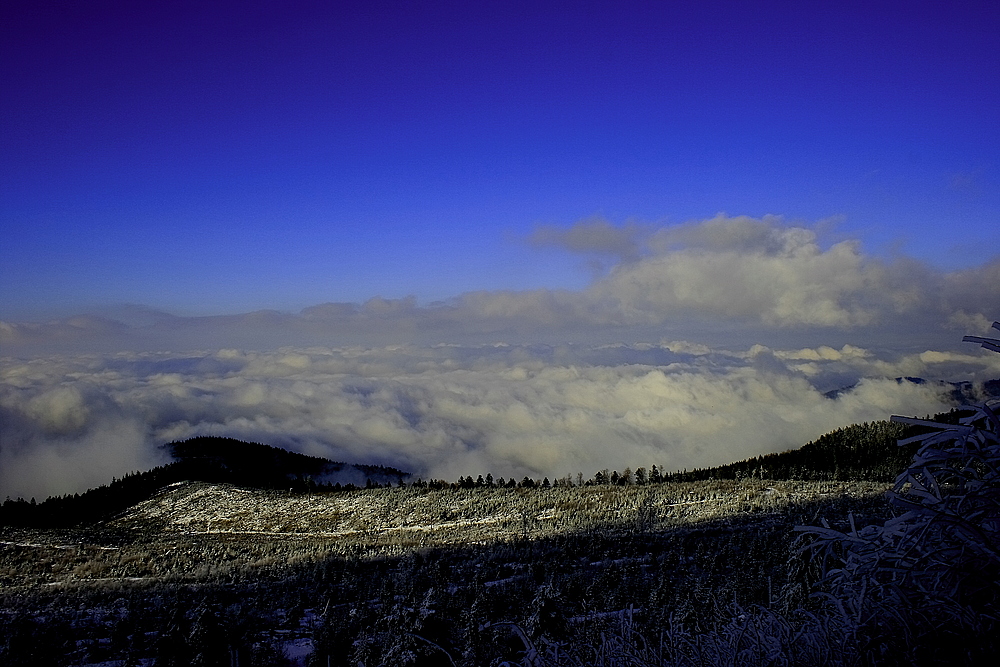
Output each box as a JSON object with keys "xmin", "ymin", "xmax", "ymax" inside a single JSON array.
[
  {"xmin": 528, "ymin": 217, "xmax": 652, "ymax": 263},
  {"xmin": 587, "ymin": 216, "xmax": 936, "ymax": 327},
  {"xmin": 1, "ymin": 215, "xmax": 998, "ymax": 500},
  {"xmin": 2, "ymin": 216, "xmax": 997, "ymax": 354},
  {"xmin": 4, "ymin": 339, "xmax": 992, "ymax": 500},
  {"xmin": 0, "ymin": 404, "xmax": 164, "ymax": 501}
]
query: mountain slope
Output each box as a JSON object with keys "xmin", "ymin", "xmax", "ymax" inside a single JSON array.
[
  {"xmin": 0, "ymin": 437, "xmax": 408, "ymax": 528},
  {"xmin": 0, "ymin": 405, "xmax": 979, "ymax": 528}
]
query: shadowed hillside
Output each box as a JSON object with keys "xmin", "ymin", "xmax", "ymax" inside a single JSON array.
[{"xmin": 0, "ymin": 437, "xmax": 408, "ymax": 528}]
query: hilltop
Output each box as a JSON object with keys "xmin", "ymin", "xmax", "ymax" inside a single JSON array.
[
  {"xmin": 0, "ymin": 437, "xmax": 408, "ymax": 528},
  {"xmin": 165, "ymin": 436, "xmax": 408, "ymax": 489}
]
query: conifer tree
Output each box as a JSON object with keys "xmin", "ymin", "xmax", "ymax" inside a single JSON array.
[{"xmin": 650, "ymin": 464, "xmax": 662, "ymax": 484}]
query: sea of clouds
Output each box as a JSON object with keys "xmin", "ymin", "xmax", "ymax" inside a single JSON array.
[{"xmin": 3, "ymin": 216, "xmax": 999, "ymax": 500}]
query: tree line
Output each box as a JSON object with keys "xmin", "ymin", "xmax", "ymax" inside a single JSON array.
[{"xmin": 1, "ymin": 417, "xmax": 936, "ymax": 529}]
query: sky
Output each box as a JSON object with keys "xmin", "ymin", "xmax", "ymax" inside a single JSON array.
[{"xmin": 2, "ymin": 1, "xmax": 999, "ymax": 500}]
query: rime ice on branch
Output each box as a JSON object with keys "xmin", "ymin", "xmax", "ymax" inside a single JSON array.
[
  {"xmin": 963, "ymin": 320, "xmax": 1000, "ymax": 353},
  {"xmin": 797, "ymin": 319, "xmax": 1000, "ymax": 664}
]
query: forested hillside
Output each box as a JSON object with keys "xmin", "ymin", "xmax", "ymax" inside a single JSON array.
[
  {"xmin": 2, "ymin": 478, "xmax": 890, "ymax": 666},
  {"xmin": 0, "ymin": 437, "xmax": 408, "ymax": 528},
  {"xmin": 0, "ymin": 414, "xmax": 948, "ymax": 529},
  {"xmin": 674, "ymin": 419, "xmax": 918, "ymax": 482}
]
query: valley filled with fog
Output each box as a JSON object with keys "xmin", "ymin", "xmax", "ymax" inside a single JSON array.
[{"xmin": 4, "ymin": 337, "xmax": 998, "ymax": 502}]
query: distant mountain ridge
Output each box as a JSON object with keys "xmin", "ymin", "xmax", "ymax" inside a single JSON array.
[
  {"xmin": 669, "ymin": 419, "xmax": 917, "ymax": 483},
  {"xmin": 0, "ymin": 437, "xmax": 408, "ymax": 528},
  {"xmin": 823, "ymin": 376, "xmax": 1000, "ymax": 401},
  {"xmin": 673, "ymin": 377, "xmax": 1000, "ymax": 484},
  {"xmin": 164, "ymin": 436, "xmax": 407, "ymax": 489}
]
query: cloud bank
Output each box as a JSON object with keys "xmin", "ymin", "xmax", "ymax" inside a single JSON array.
[
  {"xmin": 3, "ymin": 339, "xmax": 999, "ymax": 501},
  {"xmin": 4, "ymin": 215, "xmax": 997, "ymax": 354},
  {"xmin": 2, "ymin": 216, "xmax": 998, "ymax": 500}
]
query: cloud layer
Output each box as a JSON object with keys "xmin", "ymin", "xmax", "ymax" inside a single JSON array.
[
  {"xmin": 3, "ymin": 216, "xmax": 997, "ymax": 354},
  {"xmin": 3, "ymin": 339, "xmax": 999, "ymax": 501},
  {"xmin": 2, "ymin": 216, "xmax": 998, "ymax": 500}
]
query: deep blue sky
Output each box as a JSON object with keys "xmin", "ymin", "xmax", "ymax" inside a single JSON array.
[{"xmin": 3, "ymin": 0, "xmax": 998, "ymax": 321}]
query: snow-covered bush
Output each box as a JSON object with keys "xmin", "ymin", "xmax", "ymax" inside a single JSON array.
[{"xmin": 798, "ymin": 322, "xmax": 1000, "ymax": 664}]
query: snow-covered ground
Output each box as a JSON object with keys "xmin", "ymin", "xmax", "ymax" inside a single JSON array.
[{"xmin": 112, "ymin": 479, "xmax": 887, "ymax": 548}]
